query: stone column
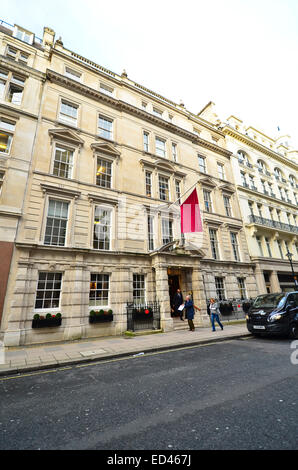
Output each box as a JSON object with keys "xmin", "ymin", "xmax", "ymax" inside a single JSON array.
[
  {"xmin": 254, "ymin": 265, "xmax": 267, "ymax": 294},
  {"xmin": 153, "ymin": 256, "xmax": 173, "ymax": 332},
  {"xmin": 269, "ymin": 270, "xmax": 280, "ymax": 292}
]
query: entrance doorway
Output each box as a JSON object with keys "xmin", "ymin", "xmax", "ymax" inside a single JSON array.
[
  {"xmin": 168, "ymin": 274, "xmax": 180, "ymax": 305},
  {"xmin": 168, "ymin": 270, "xmax": 181, "ymax": 318}
]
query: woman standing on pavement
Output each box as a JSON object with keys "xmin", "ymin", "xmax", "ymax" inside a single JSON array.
[
  {"xmin": 184, "ymin": 295, "xmax": 201, "ymax": 331},
  {"xmin": 209, "ymin": 298, "xmax": 224, "ymax": 332}
]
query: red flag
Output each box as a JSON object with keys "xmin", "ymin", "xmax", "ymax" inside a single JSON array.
[{"xmin": 180, "ymin": 188, "xmax": 202, "ymax": 233}]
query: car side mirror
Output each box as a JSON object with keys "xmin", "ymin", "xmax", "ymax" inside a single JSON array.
[{"xmin": 287, "ymin": 301, "xmax": 295, "ymax": 311}]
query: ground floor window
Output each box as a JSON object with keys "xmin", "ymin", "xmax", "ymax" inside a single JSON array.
[
  {"xmin": 89, "ymin": 273, "xmax": 110, "ymax": 307},
  {"xmin": 133, "ymin": 274, "xmax": 145, "ymax": 304},
  {"xmin": 35, "ymin": 272, "xmax": 62, "ymax": 309},
  {"xmin": 215, "ymin": 276, "xmax": 226, "ymax": 300},
  {"xmin": 237, "ymin": 277, "xmax": 247, "ymax": 300}
]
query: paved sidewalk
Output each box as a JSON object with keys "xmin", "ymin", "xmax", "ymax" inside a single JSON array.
[{"xmin": 0, "ymin": 323, "xmax": 250, "ymax": 376}]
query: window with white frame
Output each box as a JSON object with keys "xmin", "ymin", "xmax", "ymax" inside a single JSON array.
[
  {"xmin": 223, "ymin": 195, "xmax": 232, "ymax": 217},
  {"xmin": 158, "ymin": 175, "xmax": 169, "ymax": 201},
  {"xmin": 93, "ymin": 206, "xmax": 112, "ymax": 250},
  {"xmin": 162, "ymin": 218, "xmax": 173, "ymax": 245},
  {"xmin": 13, "ymin": 26, "xmax": 33, "ymax": 44},
  {"xmin": 248, "ymin": 174, "xmax": 255, "ymax": 189},
  {"xmin": 237, "ymin": 277, "xmax": 246, "ymax": 300},
  {"xmin": 147, "ymin": 215, "xmax": 154, "ymax": 251},
  {"xmin": 172, "ymin": 143, "xmax": 177, "ymax": 162},
  {"xmin": 52, "ymin": 146, "xmax": 74, "ymax": 179},
  {"xmin": 133, "ymin": 274, "xmax": 145, "ymax": 303},
  {"xmin": 59, "ymin": 100, "xmax": 78, "ymax": 126},
  {"xmin": 155, "ymin": 137, "xmax": 166, "ymax": 158},
  {"xmin": 100, "ymin": 82, "xmax": 114, "ymax": 96},
  {"xmin": 256, "ymin": 236, "xmax": 264, "ymax": 256},
  {"xmin": 64, "ymin": 66, "xmax": 82, "ymax": 81},
  {"xmin": 240, "ymin": 171, "xmax": 247, "ymax": 186},
  {"xmin": 209, "ymin": 228, "xmax": 219, "ymax": 259},
  {"xmin": 44, "ymin": 199, "xmax": 69, "ymax": 246},
  {"xmin": 217, "ymin": 162, "xmax": 225, "ymax": 180},
  {"xmin": 198, "ymin": 155, "xmax": 206, "ymax": 173},
  {"xmin": 215, "ymin": 277, "xmax": 226, "ymax": 300},
  {"xmin": 0, "ymin": 69, "xmax": 8, "ymax": 100},
  {"xmin": 274, "ymin": 167, "xmax": 282, "ymax": 181},
  {"xmin": 96, "ymin": 157, "xmax": 112, "ymax": 188},
  {"xmin": 145, "ymin": 171, "xmax": 152, "ymax": 197},
  {"xmin": 289, "ymin": 174, "xmax": 296, "ymax": 187},
  {"xmin": 265, "ymin": 237, "xmax": 272, "ymax": 257},
  {"xmin": 248, "ymin": 201, "xmax": 254, "ymax": 216},
  {"xmin": 153, "ymin": 107, "xmax": 163, "ymax": 118},
  {"xmin": 141, "ymin": 101, "xmax": 147, "ymax": 110},
  {"xmin": 35, "ymin": 272, "xmax": 62, "ymax": 310},
  {"xmin": 98, "ymin": 115, "xmax": 113, "ymax": 140},
  {"xmin": 89, "ymin": 273, "xmax": 110, "ymax": 307},
  {"xmin": 0, "ymin": 118, "xmax": 15, "ymax": 154},
  {"xmin": 237, "ymin": 150, "xmax": 246, "ymax": 163},
  {"xmin": 230, "ymin": 232, "xmax": 240, "ymax": 261},
  {"xmin": 6, "ymin": 45, "xmax": 29, "ymax": 65},
  {"xmin": 6, "ymin": 45, "xmax": 17, "ymax": 60},
  {"xmin": 175, "ymin": 179, "xmax": 181, "ymax": 201},
  {"xmin": 0, "ymin": 69, "xmax": 26, "ymax": 105},
  {"xmin": 203, "ymin": 189, "xmax": 212, "ymax": 212},
  {"xmin": 276, "ymin": 239, "xmax": 284, "ymax": 259},
  {"xmin": 143, "ymin": 131, "xmax": 149, "ymax": 152}
]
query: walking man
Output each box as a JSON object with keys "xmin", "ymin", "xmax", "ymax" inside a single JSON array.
[
  {"xmin": 209, "ymin": 298, "xmax": 224, "ymax": 331},
  {"xmin": 184, "ymin": 295, "xmax": 201, "ymax": 331}
]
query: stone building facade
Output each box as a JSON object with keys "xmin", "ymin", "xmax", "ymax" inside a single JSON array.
[
  {"xmin": 199, "ymin": 105, "xmax": 298, "ymax": 295},
  {"xmin": 0, "ymin": 21, "xmax": 258, "ymax": 346}
]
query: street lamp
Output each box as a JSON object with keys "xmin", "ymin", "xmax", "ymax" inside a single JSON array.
[{"xmin": 285, "ymin": 250, "xmax": 298, "ymax": 291}]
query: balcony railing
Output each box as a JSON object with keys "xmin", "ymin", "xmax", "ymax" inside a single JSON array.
[{"xmin": 248, "ymin": 215, "xmax": 298, "ymax": 234}]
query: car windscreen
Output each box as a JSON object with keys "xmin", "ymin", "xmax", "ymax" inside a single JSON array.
[{"xmin": 252, "ymin": 293, "xmax": 287, "ymax": 309}]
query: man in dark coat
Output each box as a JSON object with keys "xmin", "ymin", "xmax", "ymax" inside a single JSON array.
[
  {"xmin": 184, "ymin": 295, "xmax": 201, "ymax": 331},
  {"xmin": 172, "ymin": 288, "xmax": 184, "ymax": 320}
]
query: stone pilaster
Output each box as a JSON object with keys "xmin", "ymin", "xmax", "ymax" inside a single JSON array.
[
  {"xmin": 254, "ymin": 265, "xmax": 267, "ymax": 294},
  {"xmin": 152, "ymin": 257, "xmax": 173, "ymax": 331},
  {"xmin": 269, "ymin": 270, "xmax": 280, "ymax": 292},
  {"xmin": 192, "ymin": 266, "xmax": 209, "ymax": 327}
]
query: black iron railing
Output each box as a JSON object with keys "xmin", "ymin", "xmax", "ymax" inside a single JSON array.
[
  {"xmin": 248, "ymin": 215, "xmax": 298, "ymax": 234},
  {"xmin": 126, "ymin": 301, "xmax": 160, "ymax": 332},
  {"xmin": 206, "ymin": 299, "xmax": 253, "ymax": 321}
]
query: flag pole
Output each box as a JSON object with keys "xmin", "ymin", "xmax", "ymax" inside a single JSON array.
[{"xmin": 156, "ymin": 179, "xmax": 200, "ymax": 248}]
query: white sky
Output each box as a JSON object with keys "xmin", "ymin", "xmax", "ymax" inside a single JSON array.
[{"xmin": 2, "ymin": 0, "xmax": 298, "ymax": 146}]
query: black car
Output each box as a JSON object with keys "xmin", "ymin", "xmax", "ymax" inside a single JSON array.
[{"xmin": 246, "ymin": 291, "xmax": 298, "ymax": 338}]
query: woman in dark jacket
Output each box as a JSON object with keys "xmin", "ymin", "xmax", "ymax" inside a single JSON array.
[{"xmin": 184, "ymin": 295, "xmax": 201, "ymax": 331}]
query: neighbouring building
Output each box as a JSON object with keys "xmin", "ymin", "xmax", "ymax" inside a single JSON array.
[
  {"xmin": 0, "ymin": 21, "xmax": 259, "ymax": 346},
  {"xmin": 199, "ymin": 103, "xmax": 298, "ymax": 295}
]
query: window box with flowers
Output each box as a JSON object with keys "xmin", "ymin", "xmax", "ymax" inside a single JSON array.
[
  {"xmin": 89, "ymin": 309, "xmax": 113, "ymax": 323},
  {"xmin": 32, "ymin": 313, "xmax": 62, "ymax": 328}
]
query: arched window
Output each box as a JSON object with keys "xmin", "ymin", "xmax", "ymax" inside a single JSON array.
[
  {"xmin": 274, "ymin": 167, "xmax": 283, "ymax": 181},
  {"xmin": 237, "ymin": 150, "xmax": 253, "ymax": 168},
  {"xmin": 257, "ymin": 159, "xmax": 266, "ymax": 173},
  {"xmin": 289, "ymin": 174, "xmax": 296, "ymax": 187}
]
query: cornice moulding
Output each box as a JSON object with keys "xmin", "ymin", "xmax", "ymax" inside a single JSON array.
[
  {"xmin": 223, "ymin": 126, "xmax": 298, "ymax": 170},
  {"xmin": 46, "ymin": 69, "xmax": 232, "ymax": 158},
  {"xmin": 51, "ymin": 49, "xmax": 224, "ymax": 137}
]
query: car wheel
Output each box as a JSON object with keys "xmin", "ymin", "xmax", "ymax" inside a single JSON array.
[{"xmin": 290, "ymin": 323, "xmax": 298, "ymax": 339}]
